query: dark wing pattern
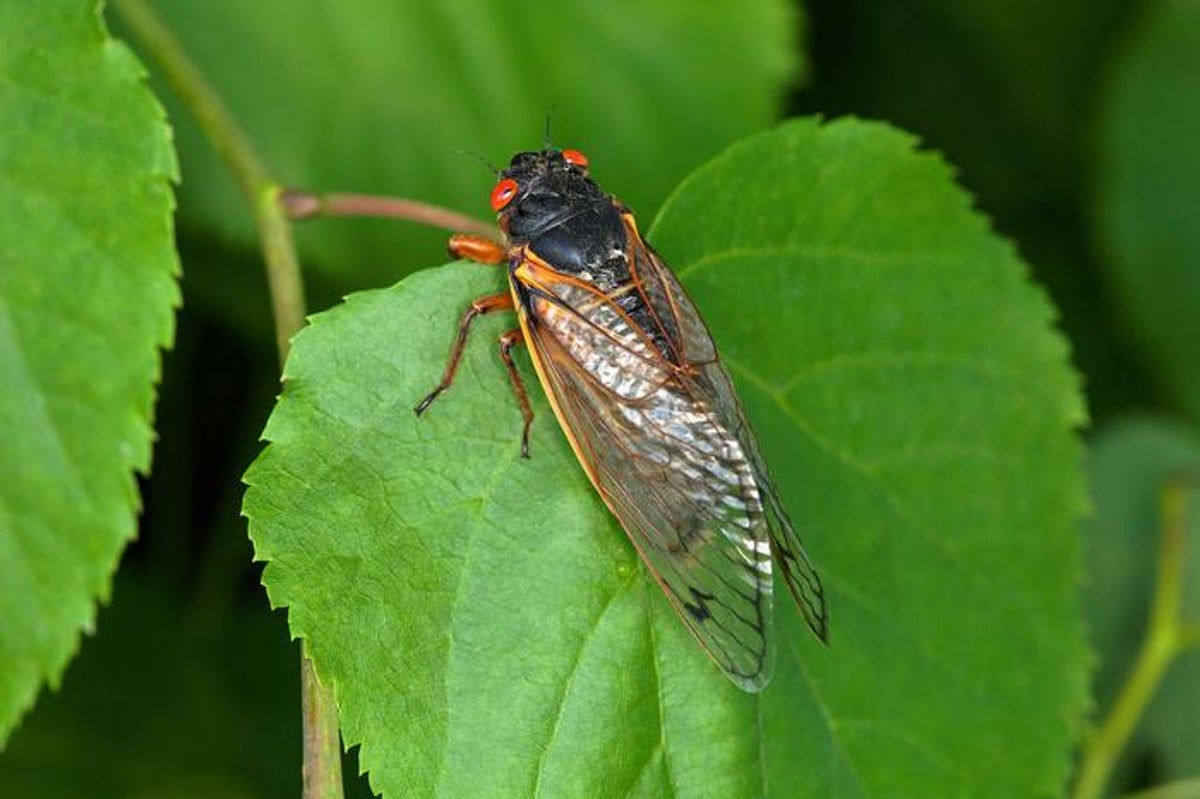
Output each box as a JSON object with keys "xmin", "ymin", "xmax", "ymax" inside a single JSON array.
[{"xmin": 513, "ymin": 216, "xmax": 824, "ymax": 689}]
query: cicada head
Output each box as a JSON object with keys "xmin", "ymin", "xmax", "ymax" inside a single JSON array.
[{"xmin": 490, "ymin": 148, "xmax": 607, "ymax": 243}]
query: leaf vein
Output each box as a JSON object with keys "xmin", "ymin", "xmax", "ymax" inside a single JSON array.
[
  {"xmin": 787, "ymin": 638, "xmax": 869, "ymax": 799},
  {"xmin": 531, "ymin": 573, "xmax": 634, "ymax": 797},
  {"xmin": 644, "ymin": 582, "xmax": 679, "ymax": 799},
  {"xmin": 675, "ymin": 245, "xmax": 966, "ymax": 281}
]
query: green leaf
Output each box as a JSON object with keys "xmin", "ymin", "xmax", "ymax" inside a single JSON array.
[
  {"xmin": 0, "ymin": 1, "xmax": 179, "ymax": 744},
  {"xmin": 139, "ymin": 0, "xmax": 801, "ymax": 287},
  {"xmin": 244, "ymin": 118, "xmax": 1088, "ymax": 797},
  {"xmin": 1084, "ymin": 418, "xmax": 1200, "ymax": 790},
  {"xmin": 1097, "ymin": 0, "xmax": 1200, "ymax": 420}
]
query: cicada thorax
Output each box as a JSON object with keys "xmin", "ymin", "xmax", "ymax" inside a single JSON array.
[{"xmin": 517, "ymin": 201, "xmax": 677, "ymax": 354}]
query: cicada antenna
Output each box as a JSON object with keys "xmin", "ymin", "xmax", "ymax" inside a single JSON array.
[
  {"xmin": 451, "ymin": 149, "xmax": 500, "ymax": 176},
  {"xmin": 543, "ymin": 104, "xmax": 559, "ymax": 150}
]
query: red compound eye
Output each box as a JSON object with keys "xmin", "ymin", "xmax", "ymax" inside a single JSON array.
[
  {"xmin": 490, "ymin": 178, "xmax": 519, "ymax": 212},
  {"xmin": 562, "ymin": 149, "xmax": 589, "ymax": 168}
]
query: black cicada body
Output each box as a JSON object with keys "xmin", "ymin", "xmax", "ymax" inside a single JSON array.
[{"xmin": 418, "ymin": 147, "xmax": 827, "ymax": 691}]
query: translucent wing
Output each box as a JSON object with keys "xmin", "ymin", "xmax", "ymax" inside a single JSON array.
[
  {"xmin": 513, "ymin": 218, "xmax": 825, "ymax": 689},
  {"xmin": 627, "ymin": 225, "xmax": 829, "ymax": 640}
]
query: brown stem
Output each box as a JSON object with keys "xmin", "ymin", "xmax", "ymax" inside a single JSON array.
[
  {"xmin": 281, "ymin": 189, "xmax": 500, "ymax": 241},
  {"xmin": 302, "ymin": 651, "xmax": 343, "ymax": 799}
]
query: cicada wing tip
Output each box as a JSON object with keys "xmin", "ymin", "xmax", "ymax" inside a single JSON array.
[{"xmin": 798, "ymin": 594, "xmax": 829, "ymax": 645}]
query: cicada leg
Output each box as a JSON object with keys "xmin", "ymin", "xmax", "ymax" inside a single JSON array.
[
  {"xmin": 281, "ymin": 188, "xmax": 530, "ymax": 446},
  {"xmin": 447, "ymin": 233, "xmax": 506, "ymax": 264},
  {"xmin": 415, "ymin": 234, "xmax": 514, "ymax": 416},
  {"xmin": 414, "ymin": 292, "xmax": 514, "ymax": 415},
  {"xmin": 497, "ymin": 328, "xmax": 534, "ymax": 458}
]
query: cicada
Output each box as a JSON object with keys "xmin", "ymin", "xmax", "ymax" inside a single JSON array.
[{"xmin": 416, "ymin": 147, "xmax": 827, "ymax": 690}]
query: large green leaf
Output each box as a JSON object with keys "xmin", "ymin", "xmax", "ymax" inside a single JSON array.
[
  {"xmin": 139, "ymin": 0, "xmax": 800, "ymax": 287},
  {"xmin": 1084, "ymin": 418, "xmax": 1200, "ymax": 791},
  {"xmin": 0, "ymin": 1, "xmax": 179, "ymax": 745},
  {"xmin": 1097, "ymin": 0, "xmax": 1200, "ymax": 420},
  {"xmin": 244, "ymin": 118, "xmax": 1088, "ymax": 797}
]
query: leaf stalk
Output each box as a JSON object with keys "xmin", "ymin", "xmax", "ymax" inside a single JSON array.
[
  {"xmin": 281, "ymin": 189, "xmax": 499, "ymax": 241},
  {"xmin": 1072, "ymin": 479, "xmax": 1197, "ymax": 799}
]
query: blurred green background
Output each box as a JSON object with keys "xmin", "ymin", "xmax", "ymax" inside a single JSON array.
[{"xmin": 3, "ymin": 0, "xmax": 1198, "ymax": 796}]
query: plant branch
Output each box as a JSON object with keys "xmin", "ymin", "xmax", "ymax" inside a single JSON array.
[
  {"xmin": 1180, "ymin": 624, "xmax": 1200, "ymax": 650},
  {"xmin": 113, "ymin": 0, "xmax": 305, "ymax": 360},
  {"xmin": 282, "ymin": 189, "xmax": 499, "ymax": 241},
  {"xmin": 112, "ymin": 0, "xmax": 267, "ymax": 198},
  {"xmin": 1072, "ymin": 480, "xmax": 1195, "ymax": 799},
  {"xmin": 256, "ymin": 184, "xmax": 308, "ymax": 360},
  {"xmin": 302, "ymin": 652, "xmax": 344, "ymax": 799},
  {"xmin": 112, "ymin": 3, "xmax": 339, "ymax": 798}
]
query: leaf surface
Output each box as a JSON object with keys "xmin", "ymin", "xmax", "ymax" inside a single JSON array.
[
  {"xmin": 0, "ymin": 0, "xmax": 179, "ymax": 744},
  {"xmin": 244, "ymin": 118, "xmax": 1088, "ymax": 797}
]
